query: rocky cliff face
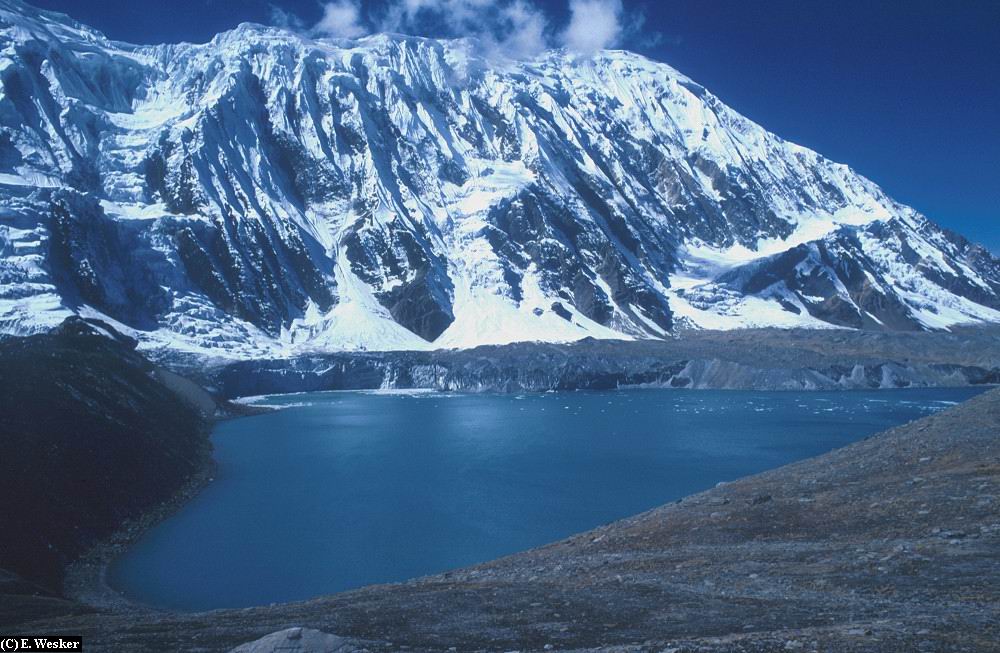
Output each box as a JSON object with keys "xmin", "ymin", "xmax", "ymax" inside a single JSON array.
[
  {"xmin": 195, "ymin": 328, "xmax": 1000, "ymax": 397},
  {"xmin": 1, "ymin": 0, "xmax": 998, "ymax": 356}
]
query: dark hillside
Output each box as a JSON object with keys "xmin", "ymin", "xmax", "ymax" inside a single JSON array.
[{"xmin": 0, "ymin": 318, "xmax": 213, "ymax": 591}]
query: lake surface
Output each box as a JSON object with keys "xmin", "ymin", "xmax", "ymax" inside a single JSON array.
[{"xmin": 110, "ymin": 387, "xmax": 986, "ymax": 611}]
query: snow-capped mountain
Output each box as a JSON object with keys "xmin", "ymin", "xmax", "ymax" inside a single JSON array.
[{"xmin": 1, "ymin": 0, "xmax": 998, "ymax": 357}]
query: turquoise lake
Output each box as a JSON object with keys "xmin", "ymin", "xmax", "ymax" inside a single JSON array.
[{"xmin": 109, "ymin": 387, "xmax": 986, "ymax": 610}]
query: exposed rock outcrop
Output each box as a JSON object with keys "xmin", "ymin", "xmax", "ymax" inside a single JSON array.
[{"xmin": 229, "ymin": 628, "xmax": 360, "ymax": 653}]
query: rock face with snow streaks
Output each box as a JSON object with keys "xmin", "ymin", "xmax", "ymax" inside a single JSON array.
[{"xmin": 1, "ymin": 0, "xmax": 998, "ymax": 356}]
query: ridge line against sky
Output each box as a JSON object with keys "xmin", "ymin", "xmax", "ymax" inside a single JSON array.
[{"xmin": 23, "ymin": 0, "xmax": 1000, "ymax": 254}]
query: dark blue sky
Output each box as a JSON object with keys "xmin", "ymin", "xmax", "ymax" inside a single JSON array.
[{"xmin": 31, "ymin": 0, "xmax": 1000, "ymax": 252}]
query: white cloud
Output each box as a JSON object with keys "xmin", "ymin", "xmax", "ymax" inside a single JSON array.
[
  {"xmin": 314, "ymin": 0, "xmax": 366, "ymax": 39},
  {"xmin": 287, "ymin": 0, "xmax": 642, "ymax": 58},
  {"xmin": 561, "ymin": 0, "xmax": 624, "ymax": 54},
  {"xmin": 374, "ymin": 0, "xmax": 550, "ymax": 58},
  {"xmin": 499, "ymin": 1, "xmax": 549, "ymax": 57}
]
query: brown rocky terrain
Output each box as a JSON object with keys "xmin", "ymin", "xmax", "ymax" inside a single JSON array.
[{"xmin": 5, "ymin": 385, "xmax": 998, "ymax": 652}]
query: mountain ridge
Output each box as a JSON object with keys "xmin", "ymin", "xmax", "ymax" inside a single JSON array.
[{"xmin": 1, "ymin": 0, "xmax": 998, "ymax": 356}]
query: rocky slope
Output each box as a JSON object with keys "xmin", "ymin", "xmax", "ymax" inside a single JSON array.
[
  {"xmin": 1, "ymin": 0, "xmax": 998, "ymax": 357},
  {"xmin": 0, "ymin": 317, "xmax": 216, "ymax": 593},
  {"xmin": 7, "ymin": 386, "xmax": 999, "ymax": 652}
]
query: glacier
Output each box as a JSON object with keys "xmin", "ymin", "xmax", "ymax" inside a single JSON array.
[{"xmin": 0, "ymin": 0, "xmax": 998, "ymax": 358}]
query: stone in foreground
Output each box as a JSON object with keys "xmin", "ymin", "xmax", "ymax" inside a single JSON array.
[{"xmin": 229, "ymin": 627, "xmax": 361, "ymax": 653}]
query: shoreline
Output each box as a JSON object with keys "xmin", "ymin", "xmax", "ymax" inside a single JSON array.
[
  {"xmin": 62, "ymin": 445, "xmax": 217, "ymax": 613},
  {"xmin": 64, "ymin": 385, "xmax": 989, "ymax": 618},
  {"xmin": 15, "ymin": 387, "xmax": 1000, "ymax": 651},
  {"xmin": 61, "ymin": 398, "xmax": 272, "ymax": 614}
]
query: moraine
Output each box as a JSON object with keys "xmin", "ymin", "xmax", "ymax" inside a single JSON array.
[{"xmin": 109, "ymin": 386, "xmax": 986, "ymax": 611}]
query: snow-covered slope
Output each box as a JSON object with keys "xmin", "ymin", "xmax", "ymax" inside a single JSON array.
[{"xmin": 1, "ymin": 0, "xmax": 997, "ymax": 356}]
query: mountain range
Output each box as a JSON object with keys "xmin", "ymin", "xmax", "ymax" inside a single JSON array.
[{"xmin": 1, "ymin": 0, "xmax": 998, "ymax": 357}]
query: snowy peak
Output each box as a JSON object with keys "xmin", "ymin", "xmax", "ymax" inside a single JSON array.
[
  {"xmin": 0, "ymin": 0, "xmax": 109, "ymax": 46},
  {"xmin": 0, "ymin": 1, "xmax": 998, "ymax": 356}
]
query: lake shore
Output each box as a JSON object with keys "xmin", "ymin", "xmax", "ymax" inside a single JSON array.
[
  {"xmin": 62, "ymin": 397, "xmax": 273, "ymax": 614},
  {"xmin": 10, "ymin": 387, "xmax": 999, "ymax": 652},
  {"xmin": 61, "ymin": 453, "xmax": 217, "ymax": 613},
  {"xmin": 103, "ymin": 387, "xmax": 986, "ymax": 612}
]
